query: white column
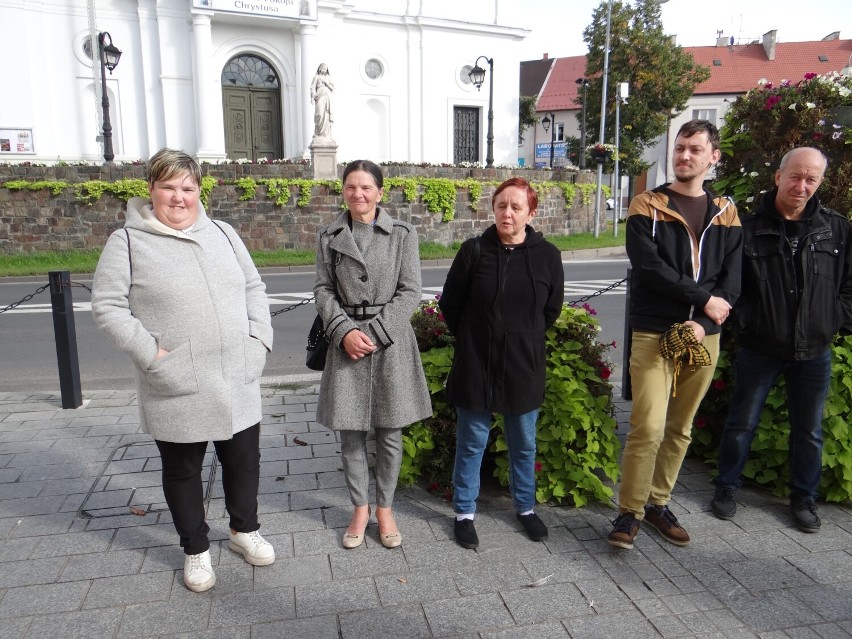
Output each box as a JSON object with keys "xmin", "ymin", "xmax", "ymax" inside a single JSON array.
[
  {"xmin": 137, "ymin": 0, "xmax": 165, "ymax": 157},
  {"xmin": 190, "ymin": 12, "xmax": 224, "ymax": 161},
  {"xmin": 299, "ymin": 23, "xmax": 318, "ymax": 158}
]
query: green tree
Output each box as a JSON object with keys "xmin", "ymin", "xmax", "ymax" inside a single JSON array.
[
  {"xmin": 519, "ymin": 94, "xmax": 539, "ymax": 145},
  {"xmin": 581, "ymin": 0, "xmax": 710, "ymax": 175},
  {"xmin": 713, "ymin": 73, "xmax": 852, "ymax": 215}
]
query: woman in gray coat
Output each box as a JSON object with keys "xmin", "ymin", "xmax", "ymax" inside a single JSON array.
[
  {"xmin": 315, "ymin": 160, "xmax": 431, "ymax": 549},
  {"xmin": 92, "ymin": 149, "xmax": 275, "ymax": 593}
]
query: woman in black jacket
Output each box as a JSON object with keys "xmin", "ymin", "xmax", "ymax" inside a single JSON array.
[{"xmin": 439, "ymin": 177, "xmax": 564, "ymax": 549}]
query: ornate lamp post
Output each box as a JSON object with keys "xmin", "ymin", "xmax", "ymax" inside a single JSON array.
[
  {"xmin": 575, "ymin": 78, "xmax": 590, "ymax": 169},
  {"xmin": 97, "ymin": 32, "xmax": 122, "ymax": 164},
  {"xmin": 468, "ymin": 56, "xmax": 494, "ymax": 168},
  {"xmin": 541, "ymin": 112, "xmax": 556, "ymax": 169}
]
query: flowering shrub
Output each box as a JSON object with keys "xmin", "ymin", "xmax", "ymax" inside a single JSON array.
[
  {"xmin": 692, "ymin": 334, "xmax": 852, "ymax": 502},
  {"xmin": 399, "ymin": 301, "xmax": 621, "ymax": 507},
  {"xmin": 714, "ymin": 72, "xmax": 852, "ymax": 214}
]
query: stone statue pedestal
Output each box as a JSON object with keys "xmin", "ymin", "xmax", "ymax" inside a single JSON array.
[{"xmin": 310, "ymin": 138, "xmax": 338, "ymax": 180}]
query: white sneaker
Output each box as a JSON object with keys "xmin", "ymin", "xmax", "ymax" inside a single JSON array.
[
  {"xmin": 229, "ymin": 530, "xmax": 275, "ymax": 566},
  {"xmin": 183, "ymin": 550, "xmax": 216, "ymax": 592}
]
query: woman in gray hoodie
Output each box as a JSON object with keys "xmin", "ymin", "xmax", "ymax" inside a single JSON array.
[{"xmin": 92, "ymin": 149, "xmax": 274, "ymax": 592}]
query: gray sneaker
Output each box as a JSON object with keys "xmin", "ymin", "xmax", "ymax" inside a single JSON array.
[
  {"xmin": 710, "ymin": 486, "xmax": 737, "ymax": 520},
  {"xmin": 791, "ymin": 498, "xmax": 821, "ymax": 533}
]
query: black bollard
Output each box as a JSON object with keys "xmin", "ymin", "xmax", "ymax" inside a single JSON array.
[
  {"xmin": 49, "ymin": 271, "xmax": 83, "ymax": 408},
  {"xmin": 621, "ymin": 267, "xmax": 632, "ymax": 401}
]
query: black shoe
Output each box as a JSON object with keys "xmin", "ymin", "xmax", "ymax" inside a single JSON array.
[
  {"xmin": 791, "ymin": 498, "xmax": 821, "ymax": 533},
  {"xmin": 711, "ymin": 486, "xmax": 738, "ymax": 520},
  {"xmin": 517, "ymin": 512, "xmax": 548, "ymax": 542},
  {"xmin": 607, "ymin": 512, "xmax": 639, "ymax": 549},
  {"xmin": 454, "ymin": 518, "xmax": 479, "ymax": 549}
]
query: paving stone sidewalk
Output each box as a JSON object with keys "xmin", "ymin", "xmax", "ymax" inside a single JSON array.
[{"xmin": 1, "ymin": 381, "xmax": 851, "ymax": 639}]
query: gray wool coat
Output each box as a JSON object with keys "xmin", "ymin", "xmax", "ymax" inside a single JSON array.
[
  {"xmin": 314, "ymin": 209, "xmax": 432, "ymax": 431},
  {"xmin": 91, "ymin": 197, "xmax": 272, "ymax": 443}
]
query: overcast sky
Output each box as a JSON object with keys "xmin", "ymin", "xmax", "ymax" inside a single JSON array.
[{"xmin": 513, "ymin": 0, "xmax": 852, "ymax": 60}]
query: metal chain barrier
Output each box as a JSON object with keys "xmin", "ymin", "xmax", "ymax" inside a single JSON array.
[
  {"xmin": 566, "ymin": 277, "xmax": 627, "ymax": 307},
  {"xmin": 0, "ymin": 284, "xmax": 50, "ymax": 314},
  {"xmin": 271, "ymin": 297, "xmax": 313, "ymax": 317}
]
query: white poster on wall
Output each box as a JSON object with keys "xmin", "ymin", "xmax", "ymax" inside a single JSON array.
[{"xmin": 0, "ymin": 128, "xmax": 34, "ymax": 154}]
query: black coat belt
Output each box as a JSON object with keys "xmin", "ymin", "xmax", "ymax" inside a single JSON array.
[{"xmin": 342, "ymin": 302, "xmax": 386, "ymax": 320}]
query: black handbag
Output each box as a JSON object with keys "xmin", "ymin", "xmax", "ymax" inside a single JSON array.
[
  {"xmin": 305, "ymin": 247, "xmax": 337, "ymax": 371},
  {"xmin": 305, "ymin": 314, "xmax": 328, "ymax": 370}
]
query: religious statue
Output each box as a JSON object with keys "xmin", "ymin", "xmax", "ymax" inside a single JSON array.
[{"xmin": 310, "ymin": 63, "xmax": 334, "ymax": 140}]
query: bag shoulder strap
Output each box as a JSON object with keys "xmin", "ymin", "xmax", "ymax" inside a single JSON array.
[
  {"xmin": 212, "ymin": 220, "xmax": 236, "ymax": 254},
  {"xmin": 123, "ymin": 228, "xmax": 133, "ymax": 285}
]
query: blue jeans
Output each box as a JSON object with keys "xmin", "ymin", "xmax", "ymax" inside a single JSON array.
[
  {"xmin": 715, "ymin": 347, "xmax": 831, "ymax": 501},
  {"xmin": 452, "ymin": 406, "xmax": 539, "ymax": 514}
]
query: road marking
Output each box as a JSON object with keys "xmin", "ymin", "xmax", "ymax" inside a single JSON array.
[{"xmin": 4, "ymin": 280, "xmax": 626, "ymax": 314}]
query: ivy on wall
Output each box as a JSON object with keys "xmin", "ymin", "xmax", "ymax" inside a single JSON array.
[{"xmin": 2, "ymin": 175, "xmax": 599, "ymax": 221}]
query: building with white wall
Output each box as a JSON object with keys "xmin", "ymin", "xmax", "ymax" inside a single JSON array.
[{"xmin": 0, "ymin": 0, "xmax": 530, "ymax": 166}]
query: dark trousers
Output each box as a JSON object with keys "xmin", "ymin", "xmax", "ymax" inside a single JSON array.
[{"xmin": 155, "ymin": 423, "xmax": 261, "ymax": 555}]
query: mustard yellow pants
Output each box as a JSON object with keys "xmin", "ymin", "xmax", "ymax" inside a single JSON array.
[{"xmin": 618, "ymin": 329, "xmax": 720, "ymax": 518}]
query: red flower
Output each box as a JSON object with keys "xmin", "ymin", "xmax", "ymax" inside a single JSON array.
[
  {"xmin": 695, "ymin": 416, "xmax": 707, "ymax": 429},
  {"xmin": 804, "ymin": 72, "xmax": 817, "ymax": 80},
  {"xmin": 428, "ymin": 482, "xmax": 440, "ymax": 493},
  {"xmin": 434, "ymin": 293, "xmax": 441, "ymax": 300},
  {"xmin": 610, "ymin": 340, "xmax": 617, "ymax": 348},
  {"xmin": 437, "ymin": 312, "xmax": 445, "ymax": 322},
  {"xmin": 599, "ymin": 367, "xmax": 612, "ymax": 380},
  {"xmin": 812, "ymin": 133, "xmax": 823, "ymax": 140},
  {"xmin": 442, "ymin": 488, "xmax": 453, "ymax": 501},
  {"xmin": 534, "ymin": 461, "xmax": 543, "ymax": 473},
  {"xmin": 712, "ymin": 379, "xmax": 727, "ymax": 391},
  {"xmin": 764, "ymin": 95, "xmax": 782, "ymax": 110},
  {"xmin": 424, "ymin": 306, "xmax": 435, "ymax": 315}
]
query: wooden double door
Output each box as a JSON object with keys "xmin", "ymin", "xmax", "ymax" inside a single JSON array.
[{"xmin": 223, "ymin": 87, "xmax": 282, "ymax": 161}]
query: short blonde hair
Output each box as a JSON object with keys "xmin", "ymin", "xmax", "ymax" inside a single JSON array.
[{"xmin": 146, "ymin": 148, "xmax": 202, "ymax": 186}]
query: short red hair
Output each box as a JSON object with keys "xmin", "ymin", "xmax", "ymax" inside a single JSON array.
[{"xmin": 491, "ymin": 177, "xmax": 538, "ymax": 212}]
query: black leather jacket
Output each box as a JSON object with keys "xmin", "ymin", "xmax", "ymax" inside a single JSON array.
[{"xmin": 736, "ymin": 189, "xmax": 852, "ymax": 359}]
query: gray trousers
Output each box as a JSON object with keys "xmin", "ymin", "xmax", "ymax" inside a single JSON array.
[{"xmin": 339, "ymin": 428, "xmax": 402, "ymax": 508}]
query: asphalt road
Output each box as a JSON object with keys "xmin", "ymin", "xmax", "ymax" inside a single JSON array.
[{"xmin": 0, "ymin": 258, "xmax": 630, "ymax": 392}]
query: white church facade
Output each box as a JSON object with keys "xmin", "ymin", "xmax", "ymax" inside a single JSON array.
[{"xmin": 0, "ymin": 0, "xmax": 530, "ymax": 166}]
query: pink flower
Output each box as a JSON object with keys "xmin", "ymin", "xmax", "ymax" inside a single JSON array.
[
  {"xmin": 763, "ymin": 82, "xmax": 773, "ymax": 89},
  {"xmin": 534, "ymin": 461, "xmax": 543, "ymax": 473},
  {"xmin": 434, "ymin": 293, "xmax": 442, "ymax": 300},
  {"xmin": 764, "ymin": 95, "xmax": 782, "ymax": 110},
  {"xmin": 437, "ymin": 312, "xmax": 445, "ymax": 322},
  {"xmin": 804, "ymin": 72, "xmax": 817, "ymax": 80},
  {"xmin": 424, "ymin": 306, "xmax": 435, "ymax": 315},
  {"xmin": 610, "ymin": 340, "xmax": 617, "ymax": 348}
]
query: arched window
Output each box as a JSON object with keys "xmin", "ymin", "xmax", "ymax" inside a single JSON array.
[{"xmin": 221, "ymin": 55, "xmax": 280, "ymax": 88}]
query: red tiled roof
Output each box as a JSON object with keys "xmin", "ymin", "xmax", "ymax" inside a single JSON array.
[
  {"xmin": 532, "ymin": 38, "xmax": 852, "ymax": 110},
  {"xmin": 689, "ymin": 40, "xmax": 852, "ymax": 94},
  {"xmin": 534, "ymin": 55, "xmax": 588, "ymax": 112}
]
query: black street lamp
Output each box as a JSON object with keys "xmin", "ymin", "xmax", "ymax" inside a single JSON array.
[
  {"xmin": 97, "ymin": 32, "xmax": 122, "ymax": 164},
  {"xmin": 575, "ymin": 78, "xmax": 590, "ymax": 169},
  {"xmin": 468, "ymin": 56, "xmax": 494, "ymax": 168},
  {"xmin": 541, "ymin": 112, "xmax": 556, "ymax": 169}
]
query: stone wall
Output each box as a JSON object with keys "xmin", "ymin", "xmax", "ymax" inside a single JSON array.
[{"xmin": 0, "ymin": 164, "xmax": 600, "ymax": 253}]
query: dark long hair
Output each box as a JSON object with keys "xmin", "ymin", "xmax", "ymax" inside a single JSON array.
[{"xmin": 342, "ymin": 160, "xmax": 384, "ymax": 189}]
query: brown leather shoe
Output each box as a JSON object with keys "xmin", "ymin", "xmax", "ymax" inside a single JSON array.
[
  {"xmin": 607, "ymin": 512, "xmax": 639, "ymax": 549},
  {"xmin": 643, "ymin": 504, "xmax": 690, "ymax": 546}
]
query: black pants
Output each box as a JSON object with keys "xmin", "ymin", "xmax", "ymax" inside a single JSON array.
[{"xmin": 155, "ymin": 423, "xmax": 261, "ymax": 555}]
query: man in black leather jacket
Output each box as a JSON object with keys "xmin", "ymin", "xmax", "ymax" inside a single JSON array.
[{"xmin": 711, "ymin": 147, "xmax": 852, "ymax": 532}]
